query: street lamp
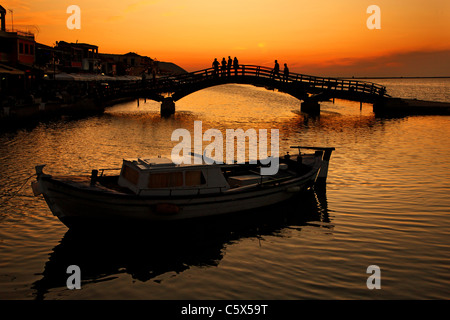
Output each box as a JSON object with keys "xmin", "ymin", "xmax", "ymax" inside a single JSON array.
[{"xmin": 8, "ymin": 9, "xmax": 13, "ymax": 31}]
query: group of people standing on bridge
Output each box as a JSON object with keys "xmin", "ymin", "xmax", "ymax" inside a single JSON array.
[
  {"xmin": 271, "ymin": 60, "xmax": 290, "ymax": 82},
  {"xmin": 212, "ymin": 56, "xmax": 239, "ymax": 76},
  {"xmin": 211, "ymin": 57, "xmax": 290, "ymax": 82}
]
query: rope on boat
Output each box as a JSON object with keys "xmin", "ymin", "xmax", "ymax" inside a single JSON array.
[{"xmin": 0, "ymin": 174, "xmax": 36, "ymax": 206}]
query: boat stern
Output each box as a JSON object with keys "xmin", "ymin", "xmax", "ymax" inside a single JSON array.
[
  {"xmin": 290, "ymin": 146, "xmax": 335, "ymax": 185},
  {"xmin": 316, "ymin": 148, "xmax": 335, "ymax": 184}
]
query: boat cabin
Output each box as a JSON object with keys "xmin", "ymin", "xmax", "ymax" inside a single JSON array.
[{"xmin": 117, "ymin": 157, "xmax": 230, "ymax": 196}]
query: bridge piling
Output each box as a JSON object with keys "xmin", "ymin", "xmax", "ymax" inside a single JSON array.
[
  {"xmin": 301, "ymin": 100, "xmax": 320, "ymax": 115},
  {"xmin": 161, "ymin": 97, "xmax": 175, "ymax": 117}
]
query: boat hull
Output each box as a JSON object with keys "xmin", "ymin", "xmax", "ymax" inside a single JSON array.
[
  {"xmin": 33, "ymin": 148, "xmax": 334, "ymax": 228},
  {"xmin": 38, "ymin": 173, "xmax": 317, "ymax": 227}
]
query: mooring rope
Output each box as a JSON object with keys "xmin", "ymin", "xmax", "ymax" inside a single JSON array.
[{"xmin": 0, "ymin": 174, "xmax": 36, "ymax": 206}]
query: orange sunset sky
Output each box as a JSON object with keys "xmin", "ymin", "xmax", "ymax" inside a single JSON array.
[{"xmin": 2, "ymin": 0, "xmax": 450, "ymax": 76}]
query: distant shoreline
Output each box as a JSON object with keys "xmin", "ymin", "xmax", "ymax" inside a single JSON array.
[{"xmin": 341, "ymin": 76, "xmax": 450, "ymax": 80}]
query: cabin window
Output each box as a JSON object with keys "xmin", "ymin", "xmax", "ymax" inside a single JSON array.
[
  {"xmin": 19, "ymin": 43, "xmax": 24, "ymax": 54},
  {"xmin": 185, "ymin": 171, "xmax": 206, "ymax": 186},
  {"xmin": 148, "ymin": 172, "xmax": 183, "ymax": 188},
  {"xmin": 122, "ymin": 166, "xmax": 139, "ymax": 185}
]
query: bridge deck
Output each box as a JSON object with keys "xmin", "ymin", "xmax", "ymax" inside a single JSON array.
[{"xmin": 144, "ymin": 65, "xmax": 388, "ymax": 103}]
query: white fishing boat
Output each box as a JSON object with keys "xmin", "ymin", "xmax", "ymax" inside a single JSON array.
[{"xmin": 31, "ymin": 146, "xmax": 334, "ymax": 228}]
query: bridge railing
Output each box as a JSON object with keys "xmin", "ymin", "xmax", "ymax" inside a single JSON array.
[{"xmin": 148, "ymin": 64, "xmax": 387, "ymax": 98}]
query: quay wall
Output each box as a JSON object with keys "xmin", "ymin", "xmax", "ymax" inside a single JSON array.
[{"xmin": 0, "ymin": 79, "xmax": 142, "ymax": 130}]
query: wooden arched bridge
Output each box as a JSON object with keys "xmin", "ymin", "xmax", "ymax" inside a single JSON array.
[
  {"xmin": 102, "ymin": 65, "xmax": 389, "ymax": 116},
  {"xmin": 142, "ymin": 65, "xmax": 388, "ymax": 115}
]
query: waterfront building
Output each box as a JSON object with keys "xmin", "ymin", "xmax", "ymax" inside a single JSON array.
[
  {"xmin": 99, "ymin": 52, "xmax": 153, "ymax": 76},
  {"xmin": 0, "ymin": 5, "xmax": 36, "ymax": 96},
  {"xmin": 54, "ymin": 41, "xmax": 100, "ymax": 73}
]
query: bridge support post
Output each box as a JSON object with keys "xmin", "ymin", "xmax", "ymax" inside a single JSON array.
[
  {"xmin": 372, "ymin": 99, "xmax": 388, "ymax": 115},
  {"xmin": 161, "ymin": 97, "xmax": 175, "ymax": 116},
  {"xmin": 301, "ymin": 100, "xmax": 320, "ymax": 115}
]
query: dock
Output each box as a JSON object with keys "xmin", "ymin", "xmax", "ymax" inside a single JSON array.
[{"xmin": 374, "ymin": 98, "xmax": 450, "ymax": 116}]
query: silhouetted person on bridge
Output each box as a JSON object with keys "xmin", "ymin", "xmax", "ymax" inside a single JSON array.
[
  {"xmin": 283, "ymin": 63, "xmax": 289, "ymax": 82},
  {"xmin": 272, "ymin": 60, "xmax": 280, "ymax": 80},
  {"xmin": 233, "ymin": 57, "xmax": 239, "ymax": 76},
  {"xmin": 227, "ymin": 56, "xmax": 232, "ymax": 76},
  {"xmin": 221, "ymin": 58, "xmax": 227, "ymax": 76},
  {"xmin": 212, "ymin": 58, "xmax": 220, "ymax": 76}
]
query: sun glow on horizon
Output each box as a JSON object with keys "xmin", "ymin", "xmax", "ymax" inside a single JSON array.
[{"xmin": 2, "ymin": 0, "xmax": 450, "ymax": 75}]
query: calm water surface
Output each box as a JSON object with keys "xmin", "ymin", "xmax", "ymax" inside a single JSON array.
[{"xmin": 0, "ymin": 79, "xmax": 449, "ymax": 299}]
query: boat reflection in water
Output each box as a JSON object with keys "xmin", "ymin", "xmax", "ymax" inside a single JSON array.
[{"xmin": 31, "ymin": 187, "xmax": 331, "ymax": 300}]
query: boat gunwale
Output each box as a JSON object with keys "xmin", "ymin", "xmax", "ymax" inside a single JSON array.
[{"xmin": 38, "ymin": 158, "xmax": 322, "ymax": 202}]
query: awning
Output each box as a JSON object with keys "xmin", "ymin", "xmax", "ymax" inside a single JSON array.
[
  {"xmin": 0, "ymin": 64, "xmax": 25, "ymax": 75},
  {"xmin": 54, "ymin": 72, "xmax": 76, "ymax": 80},
  {"xmin": 52, "ymin": 73, "xmax": 141, "ymax": 81}
]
